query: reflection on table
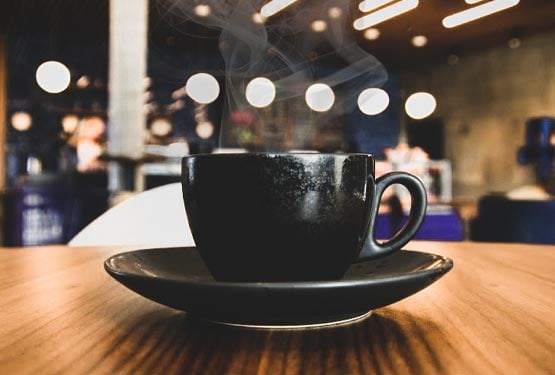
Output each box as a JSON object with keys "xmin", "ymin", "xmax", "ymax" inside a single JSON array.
[{"xmin": 1, "ymin": 241, "xmax": 553, "ymax": 374}]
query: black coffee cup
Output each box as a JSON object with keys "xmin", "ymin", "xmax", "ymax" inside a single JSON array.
[{"xmin": 181, "ymin": 153, "xmax": 426, "ymax": 282}]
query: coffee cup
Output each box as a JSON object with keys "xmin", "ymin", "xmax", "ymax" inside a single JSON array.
[{"xmin": 181, "ymin": 153, "xmax": 426, "ymax": 282}]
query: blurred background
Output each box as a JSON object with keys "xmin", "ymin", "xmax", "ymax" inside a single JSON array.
[{"xmin": 1, "ymin": 0, "xmax": 554, "ymax": 246}]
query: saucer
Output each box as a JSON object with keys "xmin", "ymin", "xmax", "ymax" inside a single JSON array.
[{"xmin": 104, "ymin": 247, "xmax": 452, "ymax": 327}]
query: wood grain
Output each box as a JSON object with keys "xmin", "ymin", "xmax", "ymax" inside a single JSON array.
[{"xmin": 0, "ymin": 241, "xmax": 554, "ymax": 374}]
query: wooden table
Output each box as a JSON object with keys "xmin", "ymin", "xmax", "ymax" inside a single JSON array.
[{"xmin": 1, "ymin": 241, "xmax": 553, "ymax": 374}]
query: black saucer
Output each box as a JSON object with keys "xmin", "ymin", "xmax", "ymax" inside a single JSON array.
[{"xmin": 104, "ymin": 247, "xmax": 452, "ymax": 327}]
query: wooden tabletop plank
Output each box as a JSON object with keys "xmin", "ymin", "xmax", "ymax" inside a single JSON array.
[{"xmin": 0, "ymin": 241, "xmax": 553, "ymax": 375}]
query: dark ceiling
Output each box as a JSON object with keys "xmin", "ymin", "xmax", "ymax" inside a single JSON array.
[
  {"xmin": 1, "ymin": 0, "xmax": 554, "ymax": 69},
  {"xmin": 0, "ymin": 0, "xmax": 553, "ymax": 116},
  {"xmin": 358, "ymin": 0, "xmax": 555, "ymax": 66}
]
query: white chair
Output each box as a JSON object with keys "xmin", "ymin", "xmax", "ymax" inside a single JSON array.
[{"xmin": 69, "ymin": 183, "xmax": 195, "ymax": 247}]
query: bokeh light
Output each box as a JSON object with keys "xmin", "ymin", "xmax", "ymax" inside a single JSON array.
[
  {"xmin": 62, "ymin": 114, "xmax": 79, "ymax": 133},
  {"xmin": 311, "ymin": 20, "xmax": 327, "ymax": 32},
  {"xmin": 150, "ymin": 118, "xmax": 172, "ymax": 137},
  {"xmin": 196, "ymin": 121, "xmax": 215, "ymax": 139},
  {"xmin": 194, "ymin": 4, "xmax": 211, "ymax": 17},
  {"xmin": 186, "ymin": 73, "xmax": 220, "ymax": 104},
  {"xmin": 11, "ymin": 111, "xmax": 33, "ymax": 132},
  {"xmin": 36, "ymin": 61, "xmax": 71, "ymax": 94},
  {"xmin": 357, "ymin": 88, "xmax": 390, "ymax": 115},
  {"xmin": 328, "ymin": 7, "xmax": 343, "ymax": 19},
  {"xmin": 245, "ymin": 77, "xmax": 276, "ymax": 108},
  {"xmin": 363, "ymin": 28, "xmax": 381, "ymax": 41},
  {"xmin": 405, "ymin": 92, "xmax": 437, "ymax": 120},
  {"xmin": 411, "ymin": 35, "xmax": 428, "ymax": 48},
  {"xmin": 252, "ymin": 12, "xmax": 266, "ymax": 24},
  {"xmin": 305, "ymin": 83, "xmax": 335, "ymax": 112}
]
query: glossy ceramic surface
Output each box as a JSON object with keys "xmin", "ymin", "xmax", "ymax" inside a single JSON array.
[
  {"xmin": 105, "ymin": 247, "xmax": 452, "ymax": 326},
  {"xmin": 181, "ymin": 153, "xmax": 427, "ymax": 281}
]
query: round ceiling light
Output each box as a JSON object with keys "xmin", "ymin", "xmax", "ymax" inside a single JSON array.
[
  {"xmin": 186, "ymin": 73, "xmax": 220, "ymax": 104},
  {"xmin": 405, "ymin": 92, "xmax": 437, "ymax": 120},
  {"xmin": 357, "ymin": 88, "xmax": 390, "ymax": 115},
  {"xmin": 305, "ymin": 83, "xmax": 335, "ymax": 112},
  {"xmin": 245, "ymin": 77, "xmax": 276, "ymax": 108},
  {"xmin": 36, "ymin": 61, "xmax": 71, "ymax": 94}
]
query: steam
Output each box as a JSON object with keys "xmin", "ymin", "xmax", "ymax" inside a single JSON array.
[{"xmin": 156, "ymin": 0, "xmax": 388, "ymax": 150}]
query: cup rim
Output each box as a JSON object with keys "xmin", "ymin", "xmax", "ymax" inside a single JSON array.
[{"xmin": 182, "ymin": 152, "xmax": 376, "ymax": 159}]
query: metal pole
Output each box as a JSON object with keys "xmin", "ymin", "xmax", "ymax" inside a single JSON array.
[
  {"xmin": 0, "ymin": 35, "xmax": 6, "ymax": 246},
  {"xmin": 0, "ymin": 35, "xmax": 7, "ymax": 190},
  {"xmin": 108, "ymin": 0, "xmax": 148, "ymax": 193},
  {"xmin": 398, "ymin": 89, "xmax": 408, "ymax": 145}
]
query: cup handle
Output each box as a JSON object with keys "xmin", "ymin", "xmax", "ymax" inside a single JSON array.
[{"xmin": 358, "ymin": 172, "xmax": 427, "ymax": 261}]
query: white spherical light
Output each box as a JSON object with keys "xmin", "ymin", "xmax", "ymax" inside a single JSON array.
[
  {"xmin": 405, "ymin": 92, "xmax": 437, "ymax": 120},
  {"xmin": 245, "ymin": 77, "xmax": 276, "ymax": 108},
  {"xmin": 186, "ymin": 73, "xmax": 220, "ymax": 104},
  {"xmin": 36, "ymin": 61, "xmax": 71, "ymax": 94},
  {"xmin": 305, "ymin": 83, "xmax": 335, "ymax": 112},
  {"xmin": 357, "ymin": 88, "xmax": 390, "ymax": 115}
]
